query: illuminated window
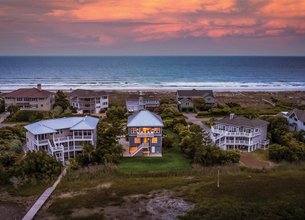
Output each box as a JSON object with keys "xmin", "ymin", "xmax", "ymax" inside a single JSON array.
[
  {"xmin": 134, "ymin": 137, "xmax": 141, "ymax": 143},
  {"xmin": 154, "ymin": 128, "xmax": 160, "ymax": 133},
  {"xmin": 152, "ymin": 137, "xmax": 158, "ymax": 143}
]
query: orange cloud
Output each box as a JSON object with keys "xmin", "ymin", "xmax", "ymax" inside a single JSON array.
[
  {"xmin": 49, "ymin": 0, "xmax": 237, "ymax": 21},
  {"xmin": 258, "ymin": 0, "xmax": 305, "ymax": 17}
]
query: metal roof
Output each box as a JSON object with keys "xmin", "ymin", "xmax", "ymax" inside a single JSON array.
[
  {"xmin": 127, "ymin": 110, "xmax": 163, "ymax": 127},
  {"xmin": 24, "ymin": 116, "xmax": 99, "ymax": 135}
]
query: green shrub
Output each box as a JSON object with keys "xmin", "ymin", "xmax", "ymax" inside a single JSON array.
[{"xmin": 9, "ymin": 110, "xmax": 44, "ymax": 122}]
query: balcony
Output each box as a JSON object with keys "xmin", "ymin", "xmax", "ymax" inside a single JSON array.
[
  {"xmin": 74, "ymin": 135, "xmax": 93, "ymax": 140},
  {"xmin": 211, "ymin": 127, "xmax": 260, "ymax": 137},
  {"xmin": 136, "ymin": 132, "xmax": 155, "ymax": 138}
]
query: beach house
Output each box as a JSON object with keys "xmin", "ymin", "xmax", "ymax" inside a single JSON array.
[
  {"xmin": 210, "ymin": 113, "xmax": 269, "ymax": 152},
  {"xmin": 176, "ymin": 89, "xmax": 216, "ymax": 111},
  {"xmin": 69, "ymin": 89, "xmax": 109, "ymax": 114},
  {"xmin": 287, "ymin": 109, "xmax": 305, "ymax": 131},
  {"xmin": 24, "ymin": 116, "xmax": 99, "ymax": 163},
  {"xmin": 3, "ymin": 84, "xmax": 54, "ymax": 111},
  {"xmin": 126, "ymin": 96, "xmax": 160, "ymax": 112},
  {"xmin": 126, "ymin": 110, "xmax": 163, "ymax": 156}
]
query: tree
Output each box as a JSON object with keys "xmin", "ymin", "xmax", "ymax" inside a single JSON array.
[
  {"xmin": 162, "ymin": 135, "xmax": 175, "ymax": 149},
  {"xmin": 19, "ymin": 150, "xmax": 61, "ymax": 180},
  {"xmin": 7, "ymin": 105, "xmax": 19, "ymax": 114},
  {"xmin": 54, "ymin": 90, "xmax": 70, "ymax": 111},
  {"xmin": 193, "ymin": 98, "xmax": 206, "ymax": 111},
  {"xmin": 106, "ymin": 106, "xmax": 125, "ymax": 121},
  {"xmin": 267, "ymin": 116, "xmax": 289, "ymax": 145},
  {"xmin": 0, "ymin": 99, "xmax": 5, "ymax": 113}
]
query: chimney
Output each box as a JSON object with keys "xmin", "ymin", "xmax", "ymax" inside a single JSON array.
[
  {"xmin": 229, "ymin": 113, "xmax": 235, "ymax": 120},
  {"xmin": 37, "ymin": 84, "xmax": 42, "ymax": 91}
]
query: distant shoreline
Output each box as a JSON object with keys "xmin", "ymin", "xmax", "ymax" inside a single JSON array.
[{"xmin": 1, "ymin": 87, "xmax": 305, "ymax": 93}]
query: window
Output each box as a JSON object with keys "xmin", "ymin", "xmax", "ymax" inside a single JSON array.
[
  {"xmin": 103, "ymin": 102, "xmax": 108, "ymax": 105},
  {"xmin": 131, "ymin": 128, "xmax": 138, "ymax": 133},
  {"xmin": 152, "ymin": 137, "xmax": 158, "ymax": 143},
  {"xmin": 153, "ymin": 128, "xmax": 160, "ymax": 133},
  {"xmin": 134, "ymin": 137, "xmax": 141, "ymax": 143},
  {"xmin": 102, "ymin": 96, "xmax": 108, "ymax": 99}
]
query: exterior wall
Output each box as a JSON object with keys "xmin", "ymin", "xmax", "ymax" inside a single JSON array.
[
  {"xmin": 128, "ymin": 126, "xmax": 163, "ymax": 155},
  {"xmin": 71, "ymin": 95, "xmax": 108, "ymax": 114},
  {"xmin": 126, "ymin": 98, "xmax": 159, "ymax": 112},
  {"xmin": 179, "ymin": 98, "xmax": 194, "ymax": 110},
  {"xmin": 211, "ymin": 123, "xmax": 269, "ymax": 152},
  {"xmin": 5, "ymin": 95, "xmax": 54, "ymax": 111},
  {"xmin": 25, "ymin": 128, "xmax": 97, "ymax": 163},
  {"xmin": 288, "ymin": 115, "xmax": 305, "ymax": 131},
  {"xmin": 176, "ymin": 93, "xmax": 216, "ymax": 110}
]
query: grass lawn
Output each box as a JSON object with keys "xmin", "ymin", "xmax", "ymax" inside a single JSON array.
[
  {"xmin": 250, "ymin": 148, "xmax": 269, "ymax": 161},
  {"xmin": 117, "ymin": 129, "xmax": 191, "ymax": 173}
]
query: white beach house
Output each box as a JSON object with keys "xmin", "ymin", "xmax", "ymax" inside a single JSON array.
[
  {"xmin": 210, "ymin": 113, "xmax": 269, "ymax": 152},
  {"xmin": 287, "ymin": 109, "xmax": 305, "ymax": 131},
  {"xmin": 24, "ymin": 116, "xmax": 99, "ymax": 163}
]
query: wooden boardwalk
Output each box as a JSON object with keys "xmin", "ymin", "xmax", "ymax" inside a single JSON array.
[{"xmin": 22, "ymin": 167, "xmax": 67, "ymax": 220}]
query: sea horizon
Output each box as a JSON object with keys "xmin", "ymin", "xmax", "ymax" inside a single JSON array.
[{"xmin": 1, "ymin": 56, "xmax": 305, "ymax": 92}]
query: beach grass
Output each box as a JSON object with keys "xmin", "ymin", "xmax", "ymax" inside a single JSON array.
[{"xmin": 42, "ymin": 165, "xmax": 305, "ymax": 219}]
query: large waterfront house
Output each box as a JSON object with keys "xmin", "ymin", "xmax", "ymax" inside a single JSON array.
[
  {"xmin": 3, "ymin": 84, "xmax": 54, "ymax": 111},
  {"xmin": 126, "ymin": 110, "xmax": 163, "ymax": 156},
  {"xmin": 210, "ymin": 113, "xmax": 269, "ymax": 152},
  {"xmin": 287, "ymin": 109, "xmax": 305, "ymax": 131},
  {"xmin": 24, "ymin": 116, "xmax": 99, "ymax": 163},
  {"xmin": 126, "ymin": 96, "xmax": 160, "ymax": 112},
  {"xmin": 176, "ymin": 89, "xmax": 216, "ymax": 111},
  {"xmin": 69, "ymin": 89, "xmax": 109, "ymax": 114}
]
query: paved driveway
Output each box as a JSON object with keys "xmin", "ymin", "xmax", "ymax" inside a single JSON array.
[{"xmin": 183, "ymin": 113, "xmax": 211, "ymax": 134}]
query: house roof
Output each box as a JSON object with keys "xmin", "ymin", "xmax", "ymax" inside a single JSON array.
[
  {"xmin": 288, "ymin": 109, "xmax": 305, "ymax": 122},
  {"xmin": 177, "ymin": 89, "xmax": 214, "ymax": 97},
  {"xmin": 69, "ymin": 89, "xmax": 107, "ymax": 98},
  {"xmin": 25, "ymin": 116, "xmax": 99, "ymax": 135},
  {"xmin": 215, "ymin": 114, "xmax": 269, "ymax": 128},
  {"xmin": 3, "ymin": 88, "xmax": 53, "ymax": 98},
  {"xmin": 127, "ymin": 110, "xmax": 164, "ymax": 127}
]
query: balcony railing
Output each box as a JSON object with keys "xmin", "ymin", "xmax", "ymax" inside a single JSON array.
[
  {"xmin": 211, "ymin": 127, "xmax": 260, "ymax": 137},
  {"xmin": 137, "ymin": 132, "xmax": 155, "ymax": 137},
  {"xmin": 74, "ymin": 135, "xmax": 93, "ymax": 140}
]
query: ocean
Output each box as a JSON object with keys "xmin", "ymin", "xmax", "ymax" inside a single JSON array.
[{"xmin": 0, "ymin": 56, "xmax": 304, "ymax": 91}]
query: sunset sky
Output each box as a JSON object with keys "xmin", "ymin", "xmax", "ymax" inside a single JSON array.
[{"xmin": 1, "ymin": 0, "xmax": 305, "ymax": 55}]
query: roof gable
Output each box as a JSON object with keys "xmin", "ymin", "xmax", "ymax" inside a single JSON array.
[{"xmin": 289, "ymin": 109, "xmax": 305, "ymax": 122}]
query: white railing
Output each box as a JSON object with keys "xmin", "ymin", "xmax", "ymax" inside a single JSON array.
[
  {"xmin": 211, "ymin": 127, "xmax": 261, "ymax": 137},
  {"xmin": 137, "ymin": 132, "xmax": 155, "ymax": 138},
  {"xmin": 74, "ymin": 135, "xmax": 93, "ymax": 140}
]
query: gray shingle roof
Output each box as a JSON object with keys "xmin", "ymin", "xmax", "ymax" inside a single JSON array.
[
  {"xmin": 215, "ymin": 115, "xmax": 269, "ymax": 128},
  {"xmin": 69, "ymin": 89, "xmax": 107, "ymax": 98},
  {"xmin": 177, "ymin": 89, "xmax": 214, "ymax": 97}
]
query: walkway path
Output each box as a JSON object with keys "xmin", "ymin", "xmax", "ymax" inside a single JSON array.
[
  {"xmin": 183, "ymin": 113, "xmax": 211, "ymax": 134},
  {"xmin": 22, "ymin": 167, "xmax": 67, "ymax": 220},
  {"xmin": 0, "ymin": 112, "xmax": 17, "ymax": 128}
]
